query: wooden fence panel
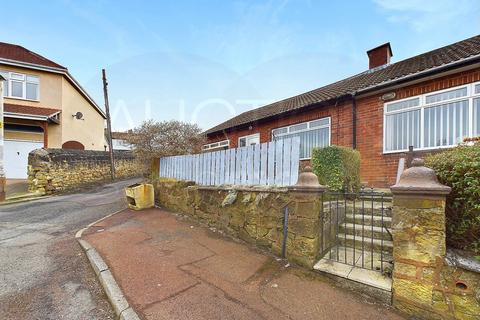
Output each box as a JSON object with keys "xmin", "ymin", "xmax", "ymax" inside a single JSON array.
[
  {"xmin": 274, "ymin": 139, "xmax": 284, "ymax": 185},
  {"xmin": 253, "ymin": 144, "xmax": 261, "ymax": 185},
  {"xmin": 159, "ymin": 137, "xmax": 300, "ymax": 186}
]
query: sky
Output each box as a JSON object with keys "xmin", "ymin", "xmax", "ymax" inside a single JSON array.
[{"xmin": 2, "ymin": 0, "xmax": 479, "ymax": 131}]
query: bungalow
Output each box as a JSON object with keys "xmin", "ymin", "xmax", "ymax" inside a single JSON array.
[
  {"xmin": 204, "ymin": 34, "xmax": 480, "ymax": 187},
  {"xmin": 0, "ymin": 42, "xmax": 106, "ymax": 178}
]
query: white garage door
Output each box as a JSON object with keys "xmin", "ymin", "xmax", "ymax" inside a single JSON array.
[{"xmin": 4, "ymin": 140, "xmax": 44, "ymax": 179}]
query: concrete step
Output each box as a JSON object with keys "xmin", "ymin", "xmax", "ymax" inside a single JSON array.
[
  {"xmin": 314, "ymin": 258, "xmax": 392, "ymax": 291},
  {"xmin": 339, "ymin": 223, "xmax": 392, "ymax": 241},
  {"xmin": 323, "ymin": 245, "xmax": 393, "ymax": 271},
  {"xmin": 345, "ymin": 214, "xmax": 392, "ymax": 228},
  {"xmin": 338, "ymin": 234, "xmax": 393, "ymax": 254}
]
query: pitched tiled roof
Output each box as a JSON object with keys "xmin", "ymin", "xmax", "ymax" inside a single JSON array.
[
  {"xmin": 0, "ymin": 42, "xmax": 66, "ymax": 70},
  {"xmin": 206, "ymin": 34, "xmax": 480, "ymax": 135},
  {"xmin": 4, "ymin": 103, "xmax": 61, "ymax": 118}
]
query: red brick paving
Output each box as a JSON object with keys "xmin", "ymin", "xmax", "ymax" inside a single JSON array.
[{"xmin": 83, "ymin": 208, "xmax": 404, "ymax": 320}]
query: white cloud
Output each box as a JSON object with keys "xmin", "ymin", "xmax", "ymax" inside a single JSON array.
[{"xmin": 373, "ymin": 0, "xmax": 479, "ymax": 31}]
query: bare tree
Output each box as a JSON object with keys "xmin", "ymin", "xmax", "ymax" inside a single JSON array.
[{"xmin": 126, "ymin": 120, "xmax": 205, "ymax": 162}]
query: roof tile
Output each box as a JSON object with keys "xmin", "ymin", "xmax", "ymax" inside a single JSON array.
[{"xmin": 0, "ymin": 42, "xmax": 66, "ymax": 70}]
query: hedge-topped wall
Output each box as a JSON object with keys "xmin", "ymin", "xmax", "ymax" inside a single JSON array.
[{"xmin": 28, "ymin": 148, "xmax": 144, "ymax": 194}]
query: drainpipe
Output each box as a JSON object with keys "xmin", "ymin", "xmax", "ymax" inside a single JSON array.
[{"xmin": 351, "ymin": 93, "xmax": 357, "ymax": 149}]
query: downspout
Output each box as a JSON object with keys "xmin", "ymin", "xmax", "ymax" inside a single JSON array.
[{"xmin": 351, "ymin": 93, "xmax": 357, "ymax": 149}]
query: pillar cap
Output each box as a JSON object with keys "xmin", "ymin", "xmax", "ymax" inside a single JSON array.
[
  {"xmin": 390, "ymin": 158, "xmax": 451, "ymax": 196},
  {"xmin": 288, "ymin": 166, "xmax": 326, "ymax": 194}
]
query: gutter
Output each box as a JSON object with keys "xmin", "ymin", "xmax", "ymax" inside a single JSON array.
[{"xmin": 4, "ymin": 110, "xmax": 61, "ymax": 123}]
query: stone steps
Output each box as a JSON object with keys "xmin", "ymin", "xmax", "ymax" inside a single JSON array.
[
  {"xmin": 338, "ymin": 233, "xmax": 393, "ymax": 254},
  {"xmin": 324, "ymin": 245, "xmax": 393, "ymax": 270},
  {"xmin": 324, "ymin": 202, "xmax": 392, "ymax": 218},
  {"xmin": 345, "ymin": 213, "xmax": 392, "ymax": 228},
  {"xmin": 339, "ymin": 223, "xmax": 392, "ymax": 240}
]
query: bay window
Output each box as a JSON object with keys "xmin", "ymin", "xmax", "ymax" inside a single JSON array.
[
  {"xmin": 384, "ymin": 82, "xmax": 480, "ymax": 153},
  {"xmin": 0, "ymin": 70, "xmax": 39, "ymax": 100},
  {"xmin": 272, "ymin": 117, "xmax": 330, "ymax": 159}
]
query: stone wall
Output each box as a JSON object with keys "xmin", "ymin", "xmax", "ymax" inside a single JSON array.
[
  {"xmin": 155, "ymin": 179, "xmax": 323, "ymax": 268},
  {"xmin": 391, "ymin": 160, "xmax": 480, "ymax": 319},
  {"xmin": 28, "ymin": 148, "xmax": 144, "ymax": 194}
]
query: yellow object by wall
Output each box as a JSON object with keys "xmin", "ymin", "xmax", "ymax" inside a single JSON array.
[{"xmin": 125, "ymin": 184, "xmax": 155, "ymax": 210}]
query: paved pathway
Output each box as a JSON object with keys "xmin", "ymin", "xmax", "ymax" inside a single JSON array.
[
  {"xmin": 84, "ymin": 208, "xmax": 405, "ymax": 320},
  {"xmin": 0, "ymin": 178, "xmax": 139, "ymax": 320}
]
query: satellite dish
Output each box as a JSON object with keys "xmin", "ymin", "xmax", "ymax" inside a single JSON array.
[{"xmin": 73, "ymin": 112, "xmax": 84, "ymax": 120}]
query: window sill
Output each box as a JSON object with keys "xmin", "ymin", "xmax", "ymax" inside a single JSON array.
[
  {"xmin": 383, "ymin": 145, "xmax": 457, "ymax": 155},
  {"xmin": 4, "ymin": 96, "xmax": 40, "ymax": 103}
]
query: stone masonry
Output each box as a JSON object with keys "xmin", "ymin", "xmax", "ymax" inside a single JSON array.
[
  {"xmin": 28, "ymin": 148, "xmax": 144, "ymax": 194},
  {"xmin": 155, "ymin": 176, "xmax": 324, "ymax": 269},
  {"xmin": 391, "ymin": 159, "xmax": 480, "ymax": 319}
]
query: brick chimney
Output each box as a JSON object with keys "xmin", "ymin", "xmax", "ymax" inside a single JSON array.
[{"xmin": 367, "ymin": 42, "xmax": 393, "ymax": 69}]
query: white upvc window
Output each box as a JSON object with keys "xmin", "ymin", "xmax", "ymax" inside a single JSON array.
[
  {"xmin": 272, "ymin": 117, "xmax": 331, "ymax": 159},
  {"xmin": 0, "ymin": 70, "xmax": 40, "ymax": 101},
  {"xmin": 384, "ymin": 82, "xmax": 480, "ymax": 153},
  {"xmin": 203, "ymin": 139, "xmax": 230, "ymax": 151},
  {"xmin": 238, "ymin": 133, "xmax": 260, "ymax": 147}
]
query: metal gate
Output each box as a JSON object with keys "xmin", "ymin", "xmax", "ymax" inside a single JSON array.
[{"xmin": 319, "ymin": 188, "xmax": 393, "ymax": 274}]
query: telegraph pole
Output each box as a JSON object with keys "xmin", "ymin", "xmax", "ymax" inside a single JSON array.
[
  {"xmin": 102, "ymin": 69, "xmax": 115, "ymax": 180},
  {"xmin": 0, "ymin": 76, "xmax": 5, "ymax": 201}
]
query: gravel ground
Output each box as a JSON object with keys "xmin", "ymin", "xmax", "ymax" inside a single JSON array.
[{"xmin": 0, "ymin": 178, "xmax": 140, "ymax": 320}]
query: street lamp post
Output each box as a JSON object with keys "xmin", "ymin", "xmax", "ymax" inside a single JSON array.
[{"xmin": 0, "ymin": 75, "xmax": 5, "ymax": 201}]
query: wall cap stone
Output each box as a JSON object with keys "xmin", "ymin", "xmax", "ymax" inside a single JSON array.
[
  {"xmin": 287, "ymin": 166, "xmax": 326, "ymax": 194},
  {"xmin": 445, "ymin": 249, "xmax": 480, "ymax": 273},
  {"xmin": 390, "ymin": 158, "xmax": 451, "ymax": 196},
  {"xmin": 195, "ymin": 185, "xmax": 288, "ymax": 193}
]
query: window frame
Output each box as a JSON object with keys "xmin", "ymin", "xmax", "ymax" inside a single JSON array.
[
  {"xmin": 0, "ymin": 70, "xmax": 40, "ymax": 101},
  {"xmin": 203, "ymin": 139, "xmax": 230, "ymax": 151},
  {"xmin": 238, "ymin": 133, "xmax": 260, "ymax": 147},
  {"xmin": 271, "ymin": 117, "xmax": 331, "ymax": 160},
  {"xmin": 383, "ymin": 82, "xmax": 480, "ymax": 154}
]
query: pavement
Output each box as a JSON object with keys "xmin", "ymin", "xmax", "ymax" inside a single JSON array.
[
  {"xmin": 5, "ymin": 179, "xmax": 29, "ymax": 198},
  {"xmin": 0, "ymin": 178, "xmax": 141, "ymax": 320},
  {"xmin": 83, "ymin": 208, "xmax": 405, "ymax": 320}
]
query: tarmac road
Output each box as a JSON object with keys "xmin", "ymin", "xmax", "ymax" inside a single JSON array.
[{"xmin": 0, "ymin": 178, "xmax": 140, "ymax": 320}]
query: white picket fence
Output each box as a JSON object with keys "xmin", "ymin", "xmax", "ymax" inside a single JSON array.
[{"xmin": 159, "ymin": 137, "xmax": 300, "ymax": 186}]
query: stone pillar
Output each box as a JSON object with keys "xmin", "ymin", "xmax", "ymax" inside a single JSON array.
[
  {"xmin": 390, "ymin": 158, "xmax": 451, "ymax": 318},
  {"xmin": 286, "ymin": 166, "xmax": 326, "ymax": 268}
]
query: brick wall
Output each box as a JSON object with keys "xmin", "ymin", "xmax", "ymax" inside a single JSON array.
[
  {"xmin": 207, "ymin": 68, "xmax": 480, "ymax": 187},
  {"xmin": 28, "ymin": 148, "xmax": 145, "ymax": 194}
]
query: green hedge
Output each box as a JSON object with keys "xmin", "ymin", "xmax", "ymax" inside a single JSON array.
[
  {"xmin": 425, "ymin": 142, "xmax": 480, "ymax": 254},
  {"xmin": 311, "ymin": 146, "xmax": 361, "ymax": 192}
]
